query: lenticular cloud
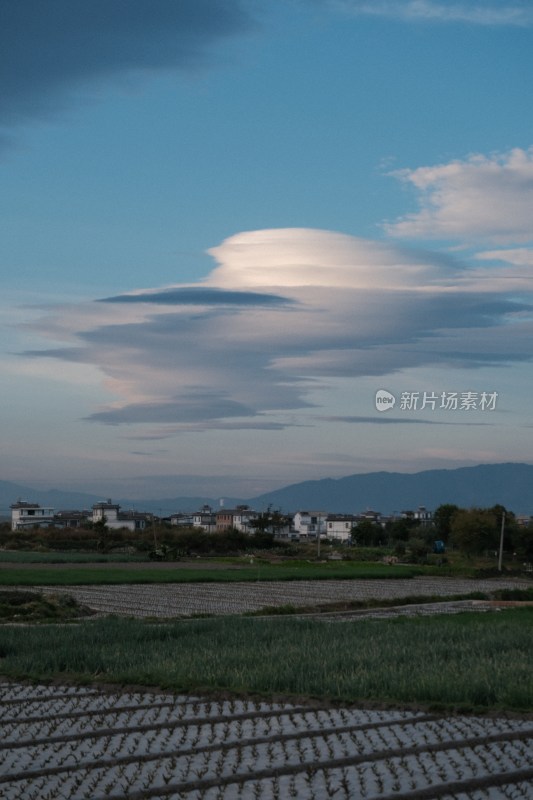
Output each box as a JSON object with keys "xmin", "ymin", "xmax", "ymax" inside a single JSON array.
[
  {"xmin": 206, "ymin": 228, "xmax": 450, "ymax": 290},
  {"xmin": 23, "ymin": 227, "xmax": 532, "ymax": 430}
]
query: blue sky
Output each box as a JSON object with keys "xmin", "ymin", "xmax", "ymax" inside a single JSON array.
[{"xmin": 2, "ymin": 0, "xmax": 533, "ymax": 499}]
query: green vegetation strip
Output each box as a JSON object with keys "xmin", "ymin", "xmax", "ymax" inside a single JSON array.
[
  {"xmin": 0, "ymin": 563, "xmax": 420, "ymax": 586},
  {"xmin": 0, "ymin": 551, "xmax": 146, "ymax": 564},
  {"xmin": 1, "ymin": 610, "xmax": 532, "ymax": 711}
]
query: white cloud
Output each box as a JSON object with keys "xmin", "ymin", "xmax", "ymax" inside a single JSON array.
[
  {"xmin": 386, "ymin": 148, "xmax": 533, "ymax": 244},
  {"xmin": 206, "ymin": 228, "xmax": 451, "ymax": 290},
  {"xmin": 335, "ymin": 0, "xmax": 533, "ymax": 26},
  {"xmin": 476, "ymin": 247, "xmax": 533, "ymax": 267},
  {"xmin": 21, "ymin": 228, "xmax": 532, "ymax": 432}
]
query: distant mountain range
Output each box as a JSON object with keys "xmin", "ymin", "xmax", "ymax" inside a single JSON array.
[
  {"xmin": 1, "ymin": 463, "xmax": 533, "ymax": 518},
  {"xmin": 0, "ymin": 481, "xmax": 218, "ymax": 518},
  {"xmin": 250, "ymin": 462, "xmax": 533, "ymax": 515}
]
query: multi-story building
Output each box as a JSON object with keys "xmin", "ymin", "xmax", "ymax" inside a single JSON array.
[
  {"xmin": 10, "ymin": 501, "xmax": 55, "ymax": 531},
  {"xmin": 401, "ymin": 506, "xmax": 434, "ymax": 526},
  {"xmin": 91, "ymin": 500, "xmax": 152, "ymax": 531},
  {"xmin": 215, "ymin": 505, "xmax": 256, "ymax": 533},
  {"xmin": 292, "ymin": 511, "xmax": 328, "ymax": 540},
  {"xmin": 192, "ymin": 506, "xmax": 217, "ymax": 532},
  {"xmin": 326, "ymin": 514, "xmax": 358, "ymax": 542}
]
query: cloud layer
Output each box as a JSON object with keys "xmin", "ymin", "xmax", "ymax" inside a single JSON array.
[
  {"xmin": 0, "ymin": 0, "xmax": 251, "ymax": 128},
  {"xmin": 100, "ymin": 287, "xmax": 292, "ymax": 307},
  {"xmin": 23, "ymin": 223, "xmax": 533, "ymax": 431},
  {"xmin": 336, "ymin": 1, "xmax": 533, "ymax": 26}
]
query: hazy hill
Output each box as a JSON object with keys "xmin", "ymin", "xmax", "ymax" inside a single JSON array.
[
  {"xmin": 0, "ymin": 481, "xmax": 222, "ymax": 516},
  {"xmin": 0, "ymin": 481, "xmax": 103, "ymax": 516},
  {"xmin": 1, "ymin": 463, "xmax": 532, "ymax": 517},
  {"xmin": 249, "ymin": 463, "xmax": 533, "ymax": 515}
]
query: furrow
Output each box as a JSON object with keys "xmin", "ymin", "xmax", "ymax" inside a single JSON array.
[
  {"xmin": 88, "ymin": 740, "xmax": 533, "ymax": 800},
  {"xmin": 0, "ymin": 713, "xmax": 440, "ymax": 783},
  {"xmin": 3, "ymin": 725, "xmax": 531, "ymax": 799},
  {"xmin": 0, "ymin": 702, "xmax": 341, "ymax": 749}
]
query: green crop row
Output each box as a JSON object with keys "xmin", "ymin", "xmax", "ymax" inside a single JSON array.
[
  {"xmin": 1, "ymin": 609, "xmax": 531, "ymax": 711},
  {"xmin": 0, "ymin": 562, "xmax": 421, "ymax": 586},
  {"xmin": 0, "ymin": 550, "xmax": 146, "ymax": 564}
]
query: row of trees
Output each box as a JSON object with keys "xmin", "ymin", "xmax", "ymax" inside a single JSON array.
[
  {"xmin": 0, "ymin": 523, "xmax": 287, "ymax": 556},
  {"xmin": 353, "ymin": 504, "xmax": 533, "ymax": 560},
  {"xmin": 434, "ymin": 504, "xmax": 533, "ymax": 560},
  {"xmin": 2, "ymin": 504, "xmax": 531, "ymax": 561}
]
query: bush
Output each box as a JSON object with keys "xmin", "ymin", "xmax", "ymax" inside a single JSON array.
[{"xmin": 407, "ymin": 537, "xmax": 430, "ymax": 564}]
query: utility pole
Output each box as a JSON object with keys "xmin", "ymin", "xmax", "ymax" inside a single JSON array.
[
  {"xmin": 497, "ymin": 510, "xmax": 506, "ymax": 572},
  {"xmin": 316, "ymin": 516, "xmax": 321, "ymax": 559}
]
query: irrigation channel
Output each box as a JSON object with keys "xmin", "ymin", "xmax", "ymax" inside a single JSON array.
[{"xmin": 1, "ymin": 681, "xmax": 532, "ymax": 799}]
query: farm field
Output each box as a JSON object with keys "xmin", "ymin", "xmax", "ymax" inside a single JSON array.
[
  {"xmin": 0, "ymin": 561, "xmax": 422, "ymax": 585},
  {"xmin": 2, "ymin": 573, "xmax": 532, "ymax": 798},
  {"xmin": 1, "ymin": 608, "xmax": 532, "ymax": 708},
  {"xmin": 1, "ymin": 681, "xmax": 532, "ymax": 799},
  {"xmin": 0, "ymin": 551, "xmax": 147, "ymax": 564},
  {"xmin": 23, "ymin": 575, "xmax": 533, "ymax": 617}
]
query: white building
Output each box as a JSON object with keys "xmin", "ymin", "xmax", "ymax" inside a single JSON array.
[
  {"xmin": 292, "ymin": 511, "xmax": 328, "ymax": 540},
  {"xmin": 400, "ymin": 506, "xmax": 434, "ymax": 526},
  {"xmin": 192, "ymin": 506, "xmax": 217, "ymax": 532},
  {"xmin": 91, "ymin": 500, "xmax": 151, "ymax": 532},
  {"xmin": 326, "ymin": 515, "xmax": 358, "ymax": 542},
  {"xmin": 412, "ymin": 506, "xmax": 434, "ymax": 526},
  {"xmin": 11, "ymin": 501, "xmax": 55, "ymax": 531},
  {"xmin": 170, "ymin": 512, "xmax": 194, "ymax": 527}
]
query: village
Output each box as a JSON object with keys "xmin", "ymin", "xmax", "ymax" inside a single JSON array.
[{"xmin": 9, "ymin": 498, "xmax": 436, "ymax": 543}]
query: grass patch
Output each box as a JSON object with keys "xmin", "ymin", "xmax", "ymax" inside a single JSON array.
[
  {"xmin": 0, "ymin": 609, "xmax": 531, "ymax": 710},
  {"xmin": 0, "ymin": 562, "xmax": 421, "ymax": 586}
]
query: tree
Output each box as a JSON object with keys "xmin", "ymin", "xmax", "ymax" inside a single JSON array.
[
  {"xmin": 510, "ymin": 521, "xmax": 533, "ymax": 561},
  {"xmin": 488, "ymin": 504, "xmax": 518, "ymax": 555},
  {"xmin": 407, "ymin": 537, "xmax": 429, "ymax": 563},
  {"xmin": 384, "ymin": 516, "xmax": 420, "ymax": 544},
  {"xmin": 450, "ymin": 508, "xmax": 498, "ymax": 557},
  {"xmin": 353, "ymin": 519, "xmax": 384, "ymax": 546},
  {"xmin": 250, "ymin": 507, "xmax": 288, "ymax": 536},
  {"xmin": 93, "ymin": 514, "xmax": 107, "ymax": 533},
  {"xmin": 432, "ymin": 504, "xmax": 460, "ymax": 543}
]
